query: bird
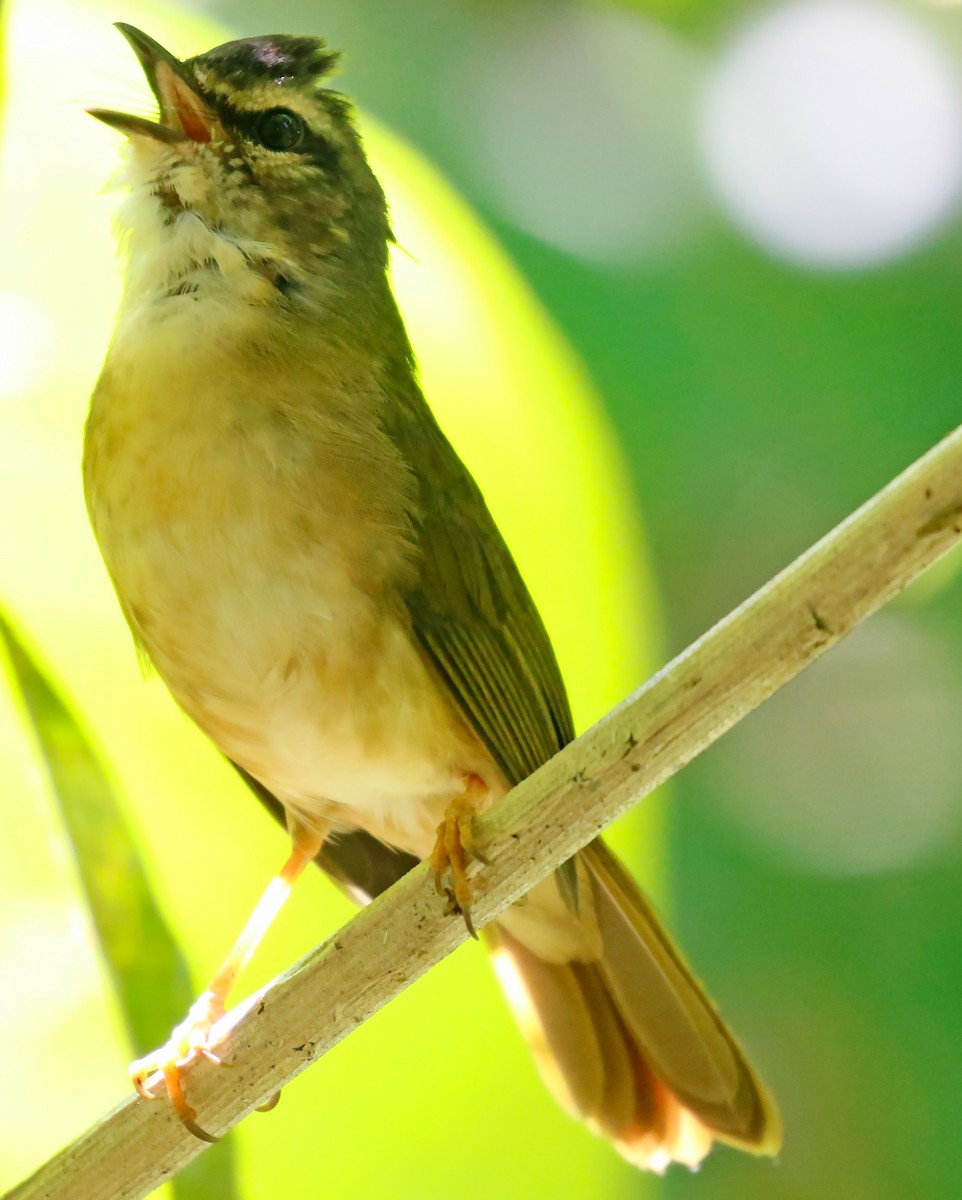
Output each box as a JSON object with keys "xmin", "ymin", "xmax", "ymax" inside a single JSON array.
[{"xmin": 85, "ymin": 23, "xmax": 781, "ymax": 1171}]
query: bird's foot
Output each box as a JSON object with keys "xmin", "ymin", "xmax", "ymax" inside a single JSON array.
[
  {"xmin": 431, "ymin": 781, "xmax": 491, "ymax": 939},
  {"xmin": 129, "ymin": 989, "xmax": 229, "ymax": 1143}
]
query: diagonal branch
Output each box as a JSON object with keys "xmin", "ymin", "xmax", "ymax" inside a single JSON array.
[{"xmin": 9, "ymin": 423, "xmax": 962, "ymax": 1200}]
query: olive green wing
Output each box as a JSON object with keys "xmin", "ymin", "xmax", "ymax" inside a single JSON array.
[{"xmin": 384, "ymin": 385, "xmax": 575, "ymax": 788}]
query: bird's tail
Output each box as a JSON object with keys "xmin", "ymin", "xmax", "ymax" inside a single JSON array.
[{"xmin": 486, "ymin": 839, "xmax": 781, "ymax": 1171}]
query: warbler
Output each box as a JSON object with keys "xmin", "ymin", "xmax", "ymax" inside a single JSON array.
[{"xmin": 85, "ymin": 24, "xmax": 780, "ymax": 1169}]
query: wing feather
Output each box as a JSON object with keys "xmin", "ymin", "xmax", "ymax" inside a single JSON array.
[{"xmin": 383, "ymin": 382, "xmax": 575, "ymax": 785}]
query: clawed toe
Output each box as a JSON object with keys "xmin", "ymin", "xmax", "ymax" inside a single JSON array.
[
  {"xmin": 430, "ymin": 791, "xmax": 489, "ymax": 939},
  {"xmin": 129, "ymin": 990, "xmax": 227, "ymax": 1142}
]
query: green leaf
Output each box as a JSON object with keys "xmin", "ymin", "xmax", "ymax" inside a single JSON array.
[{"xmin": 0, "ymin": 612, "xmax": 240, "ymax": 1199}]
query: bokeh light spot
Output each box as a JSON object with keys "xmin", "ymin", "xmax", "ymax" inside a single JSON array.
[
  {"xmin": 701, "ymin": 0, "xmax": 962, "ymax": 268},
  {"xmin": 448, "ymin": 6, "xmax": 706, "ymax": 265},
  {"xmin": 713, "ymin": 616, "xmax": 962, "ymax": 875}
]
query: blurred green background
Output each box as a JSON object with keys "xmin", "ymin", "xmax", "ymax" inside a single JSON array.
[{"xmin": 2, "ymin": 0, "xmax": 962, "ymax": 1198}]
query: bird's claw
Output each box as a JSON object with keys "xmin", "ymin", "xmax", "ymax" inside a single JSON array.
[
  {"xmin": 129, "ymin": 989, "xmax": 228, "ymax": 1143},
  {"xmin": 431, "ymin": 791, "xmax": 490, "ymax": 939}
]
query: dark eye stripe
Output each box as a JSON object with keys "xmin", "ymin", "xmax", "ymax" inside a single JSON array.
[
  {"xmin": 216, "ymin": 100, "xmax": 340, "ymax": 171},
  {"xmin": 300, "ymin": 130, "xmax": 339, "ymax": 172}
]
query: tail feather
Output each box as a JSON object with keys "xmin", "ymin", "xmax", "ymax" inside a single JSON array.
[
  {"xmin": 568, "ymin": 960, "xmax": 638, "ymax": 1137},
  {"xmin": 487, "ymin": 839, "xmax": 781, "ymax": 1172},
  {"xmin": 492, "ymin": 932, "xmax": 605, "ymax": 1116}
]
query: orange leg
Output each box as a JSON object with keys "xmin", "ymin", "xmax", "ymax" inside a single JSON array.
[
  {"xmin": 129, "ymin": 820, "xmax": 326, "ymax": 1141},
  {"xmin": 430, "ymin": 774, "xmax": 491, "ymax": 940}
]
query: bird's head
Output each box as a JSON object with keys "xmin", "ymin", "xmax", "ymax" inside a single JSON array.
[{"xmin": 91, "ymin": 25, "xmax": 391, "ymax": 306}]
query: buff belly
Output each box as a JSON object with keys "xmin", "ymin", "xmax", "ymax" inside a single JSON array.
[{"xmin": 83, "ymin": 299, "xmax": 500, "ymax": 859}]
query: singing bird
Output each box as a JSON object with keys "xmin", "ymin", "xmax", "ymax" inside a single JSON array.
[{"xmin": 85, "ymin": 24, "xmax": 781, "ymax": 1169}]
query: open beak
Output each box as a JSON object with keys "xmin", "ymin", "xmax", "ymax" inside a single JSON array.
[{"xmin": 88, "ymin": 24, "xmax": 224, "ymax": 144}]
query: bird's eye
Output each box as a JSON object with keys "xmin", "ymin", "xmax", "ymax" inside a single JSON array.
[{"xmin": 254, "ymin": 108, "xmax": 306, "ymax": 151}]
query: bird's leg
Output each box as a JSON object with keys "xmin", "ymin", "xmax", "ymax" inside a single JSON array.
[
  {"xmin": 431, "ymin": 773, "xmax": 491, "ymax": 940},
  {"xmin": 129, "ymin": 819, "xmax": 327, "ymax": 1141}
]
